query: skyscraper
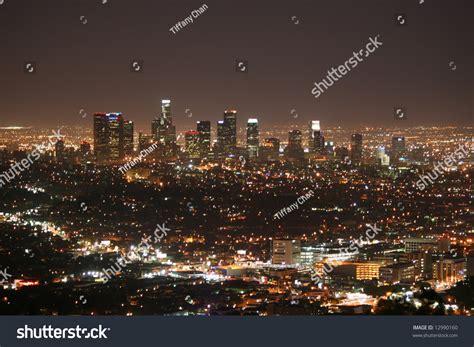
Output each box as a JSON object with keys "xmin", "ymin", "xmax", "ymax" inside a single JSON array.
[
  {"xmin": 285, "ymin": 130, "xmax": 304, "ymax": 161},
  {"xmin": 93, "ymin": 112, "xmax": 109, "ymax": 162},
  {"xmin": 196, "ymin": 120, "xmax": 211, "ymax": 156},
  {"xmin": 55, "ymin": 139, "xmax": 65, "ymax": 163},
  {"xmin": 223, "ymin": 110, "xmax": 237, "ymax": 156},
  {"xmin": 391, "ymin": 136, "xmax": 406, "ymax": 164},
  {"xmin": 246, "ymin": 118, "xmax": 259, "ymax": 159},
  {"xmin": 122, "ymin": 120, "xmax": 134, "ymax": 157},
  {"xmin": 309, "ymin": 120, "xmax": 324, "ymax": 153},
  {"xmin": 153, "ymin": 99, "xmax": 177, "ymax": 159},
  {"xmin": 107, "ymin": 113, "xmax": 123, "ymax": 160},
  {"xmin": 79, "ymin": 141, "xmax": 92, "ymax": 164},
  {"xmin": 185, "ymin": 131, "xmax": 202, "ymax": 159},
  {"xmin": 94, "ymin": 112, "xmax": 132, "ymax": 162},
  {"xmin": 216, "ymin": 120, "xmax": 225, "ymax": 157},
  {"xmin": 350, "ymin": 133, "xmax": 363, "ymax": 165}
]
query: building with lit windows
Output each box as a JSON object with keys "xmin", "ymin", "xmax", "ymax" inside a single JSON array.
[
  {"xmin": 379, "ymin": 262, "xmax": 415, "ymax": 284},
  {"xmin": 285, "ymin": 130, "xmax": 304, "ymax": 161},
  {"xmin": 350, "ymin": 133, "xmax": 363, "ymax": 165},
  {"xmin": 185, "ymin": 131, "xmax": 202, "ymax": 159},
  {"xmin": 309, "ymin": 121, "xmax": 324, "ymax": 154},
  {"xmin": 433, "ymin": 258, "xmax": 465, "ymax": 284},
  {"xmin": 272, "ymin": 239, "xmax": 301, "ymax": 265},
  {"xmin": 93, "ymin": 112, "xmax": 133, "ymax": 162},
  {"xmin": 196, "ymin": 120, "xmax": 211, "ymax": 156},
  {"xmin": 246, "ymin": 118, "xmax": 259, "ymax": 159},
  {"xmin": 222, "ymin": 110, "xmax": 237, "ymax": 156}
]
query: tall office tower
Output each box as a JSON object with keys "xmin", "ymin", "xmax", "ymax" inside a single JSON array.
[
  {"xmin": 309, "ymin": 121, "xmax": 324, "ymax": 153},
  {"xmin": 246, "ymin": 118, "xmax": 259, "ymax": 159},
  {"xmin": 107, "ymin": 113, "xmax": 123, "ymax": 160},
  {"xmin": 151, "ymin": 118, "xmax": 159, "ymax": 140},
  {"xmin": 138, "ymin": 133, "xmax": 154, "ymax": 152},
  {"xmin": 154, "ymin": 99, "xmax": 177, "ymax": 158},
  {"xmin": 272, "ymin": 239, "xmax": 301, "ymax": 265},
  {"xmin": 122, "ymin": 120, "xmax": 134, "ymax": 157},
  {"xmin": 185, "ymin": 131, "xmax": 202, "ymax": 159},
  {"xmin": 216, "ymin": 120, "xmax": 225, "ymax": 157},
  {"xmin": 55, "ymin": 139, "xmax": 65, "ymax": 162},
  {"xmin": 94, "ymin": 112, "xmax": 129, "ymax": 162},
  {"xmin": 350, "ymin": 133, "xmax": 363, "ymax": 165},
  {"xmin": 260, "ymin": 137, "xmax": 280, "ymax": 161},
  {"xmin": 93, "ymin": 112, "xmax": 109, "ymax": 162},
  {"xmin": 285, "ymin": 129, "xmax": 304, "ymax": 161},
  {"xmin": 196, "ymin": 120, "xmax": 211, "ymax": 156},
  {"xmin": 223, "ymin": 110, "xmax": 237, "ymax": 156}
]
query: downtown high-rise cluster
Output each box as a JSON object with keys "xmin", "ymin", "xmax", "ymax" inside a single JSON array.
[{"xmin": 90, "ymin": 99, "xmax": 412, "ymax": 166}]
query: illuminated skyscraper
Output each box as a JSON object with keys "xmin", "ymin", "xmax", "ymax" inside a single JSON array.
[
  {"xmin": 196, "ymin": 120, "xmax": 211, "ymax": 156},
  {"xmin": 93, "ymin": 112, "xmax": 109, "ymax": 162},
  {"xmin": 80, "ymin": 141, "xmax": 92, "ymax": 163},
  {"xmin": 309, "ymin": 120, "xmax": 324, "ymax": 153},
  {"xmin": 122, "ymin": 120, "xmax": 134, "ymax": 157},
  {"xmin": 185, "ymin": 131, "xmax": 202, "ymax": 159},
  {"xmin": 94, "ymin": 112, "xmax": 132, "ymax": 162},
  {"xmin": 223, "ymin": 110, "xmax": 237, "ymax": 156},
  {"xmin": 216, "ymin": 120, "xmax": 225, "ymax": 157},
  {"xmin": 246, "ymin": 118, "xmax": 259, "ymax": 159},
  {"xmin": 153, "ymin": 99, "xmax": 176, "ymax": 159},
  {"xmin": 55, "ymin": 139, "xmax": 65, "ymax": 163},
  {"xmin": 350, "ymin": 133, "xmax": 363, "ymax": 165},
  {"xmin": 391, "ymin": 136, "xmax": 406, "ymax": 164},
  {"xmin": 107, "ymin": 113, "xmax": 122, "ymax": 160}
]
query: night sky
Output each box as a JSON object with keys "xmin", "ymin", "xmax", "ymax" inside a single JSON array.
[{"xmin": 0, "ymin": 0, "xmax": 472, "ymax": 131}]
